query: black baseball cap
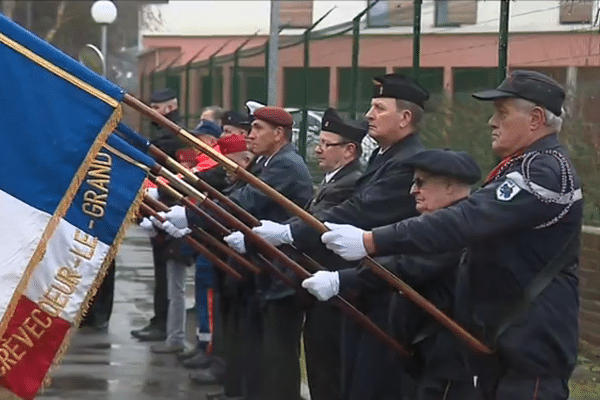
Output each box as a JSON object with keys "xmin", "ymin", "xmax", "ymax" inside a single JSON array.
[
  {"xmin": 472, "ymin": 70, "xmax": 565, "ymax": 116},
  {"xmin": 372, "ymin": 73, "xmax": 429, "ymax": 109},
  {"xmin": 403, "ymin": 148, "xmax": 481, "ymax": 185}
]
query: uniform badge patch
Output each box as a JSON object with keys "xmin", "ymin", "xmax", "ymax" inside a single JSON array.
[{"xmin": 496, "ymin": 179, "xmax": 521, "ymax": 201}]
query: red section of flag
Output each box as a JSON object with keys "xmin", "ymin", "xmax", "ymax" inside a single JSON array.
[{"xmin": 0, "ymin": 295, "xmax": 70, "ymax": 400}]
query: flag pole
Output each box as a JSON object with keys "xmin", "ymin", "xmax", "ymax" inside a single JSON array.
[
  {"xmin": 144, "ymin": 168, "xmax": 411, "ymax": 357},
  {"xmin": 122, "ymin": 94, "xmax": 493, "ymax": 355}
]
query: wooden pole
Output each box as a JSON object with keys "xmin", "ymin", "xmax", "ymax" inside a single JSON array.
[{"xmin": 123, "ymin": 94, "xmax": 492, "ymax": 355}]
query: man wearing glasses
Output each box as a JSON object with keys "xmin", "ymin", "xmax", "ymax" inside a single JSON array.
[
  {"xmin": 319, "ymin": 70, "xmax": 582, "ymax": 400},
  {"xmin": 231, "ymin": 74, "xmax": 429, "ymax": 399},
  {"xmin": 302, "ymin": 108, "xmax": 366, "ymax": 400},
  {"xmin": 304, "ymin": 148, "xmax": 482, "ymax": 400}
]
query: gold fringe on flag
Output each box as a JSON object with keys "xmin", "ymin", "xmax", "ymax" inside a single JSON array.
[
  {"xmin": 39, "ymin": 184, "xmax": 145, "ymax": 395},
  {"xmin": 0, "ymin": 105, "xmax": 123, "ymax": 338}
]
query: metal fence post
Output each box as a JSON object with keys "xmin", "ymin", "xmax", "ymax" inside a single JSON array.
[
  {"xmin": 350, "ymin": 1, "xmax": 379, "ymax": 119},
  {"xmin": 184, "ymin": 46, "xmax": 209, "ymax": 127},
  {"xmin": 299, "ymin": 30, "xmax": 310, "ymax": 159},
  {"xmin": 498, "ymin": 0, "xmax": 510, "ymax": 84},
  {"xmin": 350, "ymin": 17, "xmax": 360, "ymax": 119},
  {"xmin": 413, "ymin": 0, "xmax": 422, "ymax": 81},
  {"xmin": 233, "ymin": 49, "xmax": 240, "ymax": 111},
  {"xmin": 299, "ymin": 8, "xmax": 336, "ymax": 160}
]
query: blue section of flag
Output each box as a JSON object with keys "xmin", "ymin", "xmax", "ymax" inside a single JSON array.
[
  {"xmin": 116, "ymin": 123, "xmax": 151, "ymax": 153},
  {"xmin": 0, "ymin": 15, "xmax": 123, "ymax": 215},
  {"xmin": 106, "ymin": 133, "xmax": 157, "ymax": 170},
  {"xmin": 64, "ymin": 144, "xmax": 146, "ymax": 245}
]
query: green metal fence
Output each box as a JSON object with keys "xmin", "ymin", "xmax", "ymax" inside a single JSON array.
[{"xmin": 142, "ymin": 1, "xmax": 600, "ymax": 225}]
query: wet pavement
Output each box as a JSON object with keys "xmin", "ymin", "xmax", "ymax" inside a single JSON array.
[
  {"xmin": 37, "ymin": 226, "xmax": 221, "ymax": 400},
  {"xmin": 34, "ymin": 225, "xmax": 600, "ymax": 399}
]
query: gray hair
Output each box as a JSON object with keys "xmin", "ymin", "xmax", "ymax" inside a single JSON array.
[
  {"xmin": 513, "ymin": 98, "xmax": 563, "ymax": 133},
  {"xmin": 201, "ymin": 106, "xmax": 224, "ymax": 122},
  {"xmin": 395, "ymin": 99, "xmax": 424, "ymax": 127}
]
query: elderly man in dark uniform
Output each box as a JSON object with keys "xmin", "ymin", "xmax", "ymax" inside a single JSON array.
[
  {"xmin": 321, "ymin": 70, "xmax": 583, "ymax": 400},
  {"xmin": 131, "ymin": 87, "xmax": 185, "ymax": 342},
  {"xmin": 241, "ymin": 74, "xmax": 429, "ymax": 399},
  {"xmin": 162, "ymin": 106, "xmax": 313, "ymax": 400},
  {"xmin": 304, "ymin": 148, "xmax": 482, "ymax": 400},
  {"xmin": 302, "ymin": 108, "xmax": 366, "ymax": 400},
  {"xmin": 148, "ymin": 88, "xmax": 185, "ymax": 158},
  {"xmin": 221, "ymin": 110, "xmax": 252, "ymax": 138}
]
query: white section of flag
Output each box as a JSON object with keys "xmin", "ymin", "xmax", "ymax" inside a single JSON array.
[
  {"xmin": 24, "ymin": 218, "xmax": 110, "ymax": 323},
  {"xmin": 0, "ymin": 189, "xmax": 51, "ymax": 320}
]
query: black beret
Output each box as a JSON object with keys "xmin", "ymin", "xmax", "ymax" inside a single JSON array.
[
  {"xmin": 403, "ymin": 149, "xmax": 481, "ymax": 184},
  {"xmin": 373, "ymin": 73, "xmax": 429, "ymax": 109},
  {"xmin": 472, "ymin": 70, "xmax": 565, "ymax": 116},
  {"xmin": 254, "ymin": 106, "xmax": 294, "ymax": 128},
  {"xmin": 150, "ymin": 88, "xmax": 177, "ymax": 103},
  {"xmin": 321, "ymin": 108, "xmax": 367, "ymax": 143},
  {"xmin": 222, "ymin": 110, "xmax": 252, "ymax": 129}
]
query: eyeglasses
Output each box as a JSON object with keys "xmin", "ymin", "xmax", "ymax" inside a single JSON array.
[{"xmin": 316, "ymin": 141, "xmax": 348, "ymax": 150}]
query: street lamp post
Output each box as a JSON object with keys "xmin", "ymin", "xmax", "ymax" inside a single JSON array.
[{"xmin": 91, "ymin": 0, "xmax": 117, "ymax": 77}]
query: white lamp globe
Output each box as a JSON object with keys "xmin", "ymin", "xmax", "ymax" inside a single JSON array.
[{"xmin": 91, "ymin": 0, "xmax": 117, "ymax": 24}]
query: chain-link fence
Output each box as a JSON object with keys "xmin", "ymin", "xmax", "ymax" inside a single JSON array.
[{"xmin": 142, "ymin": 4, "xmax": 600, "ymax": 225}]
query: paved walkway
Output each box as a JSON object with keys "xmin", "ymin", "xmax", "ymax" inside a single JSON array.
[
  {"xmin": 38, "ymin": 226, "xmax": 220, "ymax": 400},
  {"xmin": 36, "ymin": 226, "xmax": 600, "ymax": 399}
]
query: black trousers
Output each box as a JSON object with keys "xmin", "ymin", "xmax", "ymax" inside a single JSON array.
[
  {"xmin": 477, "ymin": 373, "xmax": 569, "ymax": 400},
  {"xmin": 259, "ymin": 296, "xmax": 304, "ymax": 400},
  {"xmin": 81, "ymin": 260, "xmax": 115, "ymax": 328},
  {"xmin": 150, "ymin": 240, "xmax": 168, "ymax": 331},
  {"xmin": 220, "ymin": 292, "xmax": 246, "ymax": 397},
  {"xmin": 341, "ymin": 297, "xmax": 412, "ymax": 400},
  {"xmin": 304, "ymin": 301, "xmax": 342, "ymax": 400}
]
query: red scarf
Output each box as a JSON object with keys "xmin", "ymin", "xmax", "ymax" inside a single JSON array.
[{"xmin": 485, "ymin": 157, "xmax": 513, "ymax": 184}]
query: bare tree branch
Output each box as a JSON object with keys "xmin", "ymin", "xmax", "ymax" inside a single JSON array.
[{"xmin": 44, "ymin": 1, "xmax": 67, "ymax": 43}]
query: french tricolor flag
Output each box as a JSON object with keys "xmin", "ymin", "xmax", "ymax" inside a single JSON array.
[{"xmin": 0, "ymin": 14, "xmax": 146, "ymax": 399}]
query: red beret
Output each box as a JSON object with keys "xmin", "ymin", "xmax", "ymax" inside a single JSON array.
[
  {"xmin": 254, "ymin": 106, "xmax": 294, "ymax": 128},
  {"xmin": 218, "ymin": 134, "xmax": 248, "ymax": 155}
]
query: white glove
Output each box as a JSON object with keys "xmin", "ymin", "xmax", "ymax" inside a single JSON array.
[
  {"xmin": 149, "ymin": 212, "xmax": 167, "ymax": 230},
  {"xmin": 139, "ymin": 217, "xmax": 157, "ymax": 238},
  {"xmin": 146, "ymin": 187, "xmax": 159, "ymax": 201},
  {"xmin": 301, "ymin": 271, "xmax": 340, "ymax": 301},
  {"xmin": 321, "ymin": 222, "xmax": 368, "ymax": 261},
  {"xmin": 164, "ymin": 205, "xmax": 188, "ymax": 229},
  {"xmin": 252, "ymin": 220, "xmax": 293, "ymax": 247},
  {"xmin": 224, "ymin": 231, "xmax": 247, "ymax": 254},
  {"xmin": 162, "ymin": 220, "xmax": 191, "ymax": 238}
]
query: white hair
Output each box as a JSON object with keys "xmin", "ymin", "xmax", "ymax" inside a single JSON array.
[
  {"xmin": 395, "ymin": 99, "xmax": 424, "ymax": 127},
  {"xmin": 513, "ymin": 98, "xmax": 563, "ymax": 133}
]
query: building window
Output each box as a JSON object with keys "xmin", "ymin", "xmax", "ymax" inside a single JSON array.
[
  {"xmin": 559, "ymin": 0, "xmax": 593, "ymax": 24},
  {"xmin": 367, "ymin": 0, "xmax": 414, "ymax": 28},
  {"xmin": 280, "ymin": 1, "xmax": 313, "ymax": 29},
  {"xmin": 284, "ymin": 67, "xmax": 330, "ymax": 109},
  {"xmin": 435, "ymin": 0, "xmax": 478, "ymax": 27}
]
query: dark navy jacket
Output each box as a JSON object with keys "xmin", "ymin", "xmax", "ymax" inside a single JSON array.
[
  {"xmin": 302, "ymin": 160, "xmax": 363, "ymax": 272},
  {"xmin": 371, "ymin": 134, "xmax": 583, "ymax": 378},
  {"xmin": 227, "ymin": 143, "xmax": 313, "ymax": 300},
  {"xmin": 228, "ymin": 143, "xmax": 313, "ymax": 223},
  {"xmin": 289, "ymin": 134, "xmax": 423, "ymax": 251}
]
